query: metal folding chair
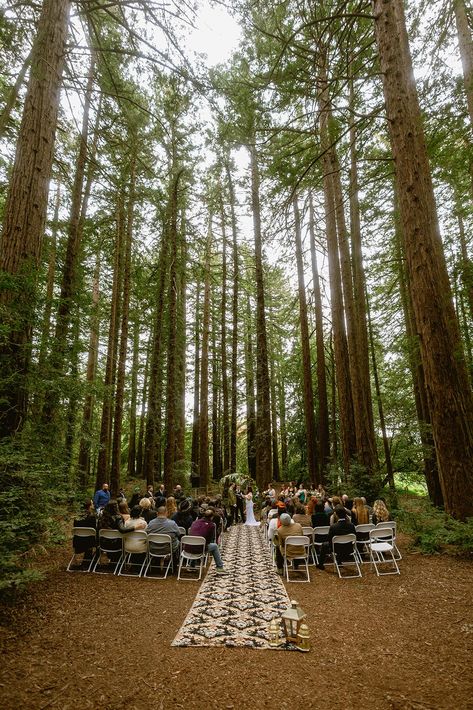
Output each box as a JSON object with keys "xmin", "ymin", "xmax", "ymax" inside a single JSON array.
[
  {"xmin": 283, "ymin": 535, "xmax": 311, "ymax": 582},
  {"xmin": 92, "ymin": 529, "xmax": 123, "ymax": 574},
  {"xmin": 117, "ymin": 531, "xmax": 148, "ymax": 577},
  {"xmin": 375, "ymin": 521, "xmax": 401, "ymax": 559},
  {"xmin": 144, "ymin": 533, "xmax": 174, "ymax": 579},
  {"xmin": 369, "ymin": 527, "xmax": 400, "ymax": 576},
  {"xmin": 177, "ymin": 535, "xmax": 207, "ymax": 580},
  {"xmin": 355, "ymin": 523, "xmax": 375, "ymax": 562},
  {"xmin": 313, "ymin": 526, "xmax": 332, "ymax": 565},
  {"xmin": 67, "ymin": 527, "xmax": 97, "ymax": 572},
  {"xmin": 302, "ymin": 526, "xmax": 316, "ymax": 565},
  {"xmin": 332, "ymin": 534, "xmax": 362, "ymax": 578}
]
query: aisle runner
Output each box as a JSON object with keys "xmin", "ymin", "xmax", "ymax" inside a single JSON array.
[{"xmin": 172, "ymin": 524, "xmax": 291, "ymax": 649}]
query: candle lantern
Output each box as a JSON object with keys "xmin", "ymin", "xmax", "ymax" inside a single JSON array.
[
  {"xmin": 281, "ymin": 600, "xmax": 306, "ymax": 644},
  {"xmin": 297, "ymin": 622, "xmax": 310, "ymax": 652},
  {"xmin": 268, "ymin": 618, "xmax": 283, "ymax": 647}
]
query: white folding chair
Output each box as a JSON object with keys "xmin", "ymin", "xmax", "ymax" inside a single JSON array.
[
  {"xmin": 144, "ymin": 533, "xmax": 174, "ymax": 579},
  {"xmin": 355, "ymin": 523, "xmax": 375, "ymax": 562},
  {"xmin": 177, "ymin": 526, "xmax": 186, "ymax": 537},
  {"xmin": 177, "ymin": 535, "xmax": 207, "ymax": 581},
  {"xmin": 332, "ymin": 534, "xmax": 362, "ymax": 578},
  {"xmin": 376, "ymin": 521, "xmax": 401, "ymax": 559},
  {"xmin": 302, "ymin": 526, "xmax": 316, "ymax": 565},
  {"xmin": 283, "ymin": 535, "xmax": 311, "ymax": 582},
  {"xmin": 92, "ymin": 529, "xmax": 123, "ymax": 574},
  {"xmin": 313, "ymin": 526, "xmax": 332, "ymax": 565},
  {"xmin": 117, "ymin": 531, "xmax": 148, "ymax": 577},
  {"xmin": 67, "ymin": 527, "xmax": 97, "ymax": 572},
  {"xmin": 369, "ymin": 527, "xmax": 400, "ymax": 576}
]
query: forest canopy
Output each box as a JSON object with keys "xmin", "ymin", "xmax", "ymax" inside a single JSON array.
[{"xmin": 1, "ymin": 0, "xmax": 473, "ymax": 586}]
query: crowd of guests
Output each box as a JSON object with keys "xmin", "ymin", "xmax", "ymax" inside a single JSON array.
[
  {"xmin": 74, "ymin": 483, "xmax": 229, "ymax": 573},
  {"xmin": 75, "ymin": 480, "xmax": 393, "ymax": 575},
  {"xmin": 260, "ymin": 482, "xmax": 393, "ymax": 574}
]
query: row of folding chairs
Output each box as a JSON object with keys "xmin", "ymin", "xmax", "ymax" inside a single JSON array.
[
  {"xmin": 67, "ymin": 528, "xmax": 214, "ymax": 580},
  {"xmin": 277, "ymin": 522, "xmax": 401, "ymax": 582}
]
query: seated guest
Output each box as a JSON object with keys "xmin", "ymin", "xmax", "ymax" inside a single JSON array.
[
  {"xmin": 324, "ymin": 498, "xmax": 333, "ymax": 516},
  {"xmin": 146, "ymin": 506, "xmax": 181, "ymax": 568},
  {"xmin": 166, "ymin": 496, "xmax": 177, "ymax": 519},
  {"xmin": 185, "ymin": 509, "xmax": 225, "ymax": 573},
  {"xmin": 125, "ymin": 505, "xmax": 147, "ymax": 530},
  {"xmin": 93, "ymin": 482, "xmax": 110, "ymax": 512},
  {"xmin": 330, "ymin": 496, "xmax": 352, "ymax": 525},
  {"xmin": 352, "ymin": 497, "xmax": 369, "ymax": 526},
  {"xmin": 311, "ymin": 500, "xmax": 329, "ymax": 529},
  {"xmin": 74, "ymin": 499, "xmax": 97, "ymax": 529},
  {"xmin": 128, "ymin": 486, "xmax": 142, "ymax": 509},
  {"xmin": 118, "ymin": 500, "xmax": 130, "ymax": 523},
  {"xmin": 144, "ymin": 485, "xmax": 155, "ymax": 507},
  {"xmin": 316, "ymin": 505, "xmax": 356, "ymax": 569},
  {"xmin": 273, "ymin": 513, "xmax": 304, "ymax": 575},
  {"xmin": 98, "ymin": 500, "xmax": 134, "ymax": 561},
  {"xmin": 140, "ymin": 497, "xmax": 157, "ymax": 523},
  {"xmin": 293, "ymin": 501, "xmax": 311, "ymax": 527},
  {"xmin": 172, "ymin": 498, "xmax": 194, "ymax": 532},
  {"xmin": 372, "ymin": 499, "xmax": 391, "ymax": 525}
]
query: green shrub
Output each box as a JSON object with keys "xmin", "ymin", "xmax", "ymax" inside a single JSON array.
[{"xmin": 394, "ymin": 498, "xmax": 473, "ymax": 555}]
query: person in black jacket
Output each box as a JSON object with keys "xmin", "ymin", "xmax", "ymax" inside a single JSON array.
[
  {"xmin": 98, "ymin": 500, "xmax": 135, "ymax": 562},
  {"xmin": 316, "ymin": 505, "xmax": 356, "ymax": 569}
]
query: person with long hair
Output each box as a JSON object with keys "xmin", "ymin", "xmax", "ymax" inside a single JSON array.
[
  {"xmin": 118, "ymin": 500, "xmax": 130, "ymax": 523},
  {"xmin": 166, "ymin": 496, "xmax": 177, "ymax": 518},
  {"xmin": 372, "ymin": 499, "xmax": 391, "ymax": 525},
  {"xmin": 244, "ymin": 487, "xmax": 260, "ymax": 526},
  {"xmin": 98, "ymin": 500, "xmax": 134, "ymax": 561},
  {"xmin": 352, "ymin": 497, "xmax": 369, "ymax": 526}
]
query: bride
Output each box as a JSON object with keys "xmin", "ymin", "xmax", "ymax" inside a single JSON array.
[{"xmin": 244, "ymin": 487, "xmax": 260, "ymax": 526}]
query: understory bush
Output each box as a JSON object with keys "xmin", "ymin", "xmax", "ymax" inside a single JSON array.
[
  {"xmin": 393, "ymin": 497, "xmax": 473, "ymax": 555},
  {"xmin": 0, "ymin": 437, "xmax": 70, "ymax": 598}
]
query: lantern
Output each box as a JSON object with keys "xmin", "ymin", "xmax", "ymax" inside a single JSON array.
[
  {"xmin": 297, "ymin": 622, "xmax": 310, "ymax": 652},
  {"xmin": 281, "ymin": 600, "xmax": 306, "ymax": 643},
  {"xmin": 268, "ymin": 618, "xmax": 283, "ymax": 647}
]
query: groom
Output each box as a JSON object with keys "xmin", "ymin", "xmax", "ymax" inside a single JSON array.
[{"xmin": 235, "ymin": 485, "xmax": 245, "ymax": 523}]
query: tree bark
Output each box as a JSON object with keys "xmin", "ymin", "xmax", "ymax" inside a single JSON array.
[
  {"xmin": 198, "ymin": 224, "xmax": 212, "ymax": 490},
  {"xmin": 0, "ymin": 47, "xmax": 32, "ymax": 140},
  {"xmin": 0, "ymin": 0, "xmax": 70, "ymax": 437},
  {"xmin": 454, "ymin": 0, "xmax": 473, "ymax": 132},
  {"xmin": 249, "ymin": 144, "xmax": 272, "ymax": 488},
  {"xmin": 293, "ymin": 194, "xmax": 319, "ymax": 484},
  {"xmin": 127, "ymin": 314, "xmax": 140, "ymax": 480},
  {"xmin": 219, "ymin": 194, "xmax": 230, "ymax": 476},
  {"xmin": 246, "ymin": 296, "xmax": 257, "ymax": 480},
  {"xmin": 309, "ymin": 195, "xmax": 330, "ymax": 479},
  {"xmin": 226, "ymin": 161, "xmax": 239, "ymax": 475},
  {"xmin": 373, "ymin": 0, "xmax": 473, "ymax": 519},
  {"xmin": 190, "ymin": 280, "xmax": 201, "ymax": 485}
]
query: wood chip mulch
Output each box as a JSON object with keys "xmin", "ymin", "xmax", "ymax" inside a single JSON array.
[{"xmin": 0, "ymin": 533, "xmax": 472, "ymax": 710}]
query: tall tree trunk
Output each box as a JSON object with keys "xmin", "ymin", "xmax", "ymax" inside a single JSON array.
[
  {"xmin": 0, "ymin": 0, "xmax": 70, "ymax": 437},
  {"xmin": 96, "ymin": 192, "xmax": 125, "ymax": 488},
  {"xmin": 269, "ymin": 353, "xmax": 280, "ymax": 484},
  {"xmin": 219, "ymin": 195, "xmax": 230, "ymax": 476},
  {"xmin": 199, "ymin": 225, "xmax": 212, "ymax": 491},
  {"xmin": 190, "ymin": 280, "xmax": 201, "ymax": 485},
  {"xmin": 348, "ymin": 80, "xmax": 379, "ymax": 474},
  {"xmin": 163, "ymin": 170, "xmax": 183, "ymax": 492},
  {"xmin": 0, "ymin": 47, "xmax": 32, "ymax": 139},
  {"xmin": 318, "ymin": 63, "xmax": 356, "ymax": 474},
  {"xmin": 226, "ymin": 161, "xmax": 239, "ymax": 474},
  {"xmin": 293, "ymin": 195, "xmax": 319, "ymax": 483},
  {"xmin": 373, "ymin": 0, "xmax": 473, "ymax": 519},
  {"xmin": 457, "ymin": 211, "xmax": 473, "ymax": 319},
  {"xmin": 245, "ymin": 296, "xmax": 257, "ymax": 480},
  {"xmin": 454, "ymin": 0, "xmax": 473, "ymax": 132},
  {"xmin": 42, "ymin": 51, "xmax": 96, "ymax": 427},
  {"xmin": 174, "ymin": 217, "xmax": 187, "ymax": 471},
  {"xmin": 127, "ymin": 314, "xmax": 140, "ymax": 480},
  {"xmin": 143, "ymin": 220, "xmax": 170, "ymax": 486},
  {"xmin": 394, "ymin": 204, "xmax": 443, "ymax": 504},
  {"xmin": 249, "ymin": 144, "xmax": 272, "ymax": 488},
  {"xmin": 277, "ymin": 362, "xmax": 288, "ymax": 479},
  {"xmin": 309, "ymin": 195, "xmax": 330, "ymax": 480},
  {"xmin": 34, "ymin": 182, "xmax": 60, "ymax": 415},
  {"xmin": 110, "ymin": 159, "xmax": 135, "ymax": 496},
  {"xmin": 78, "ymin": 253, "xmax": 100, "ymax": 488},
  {"xmin": 136, "ymin": 336, "xmax": 152, "ymax": 480},
  {"xmin": 212, "ymin": 307, "xmax": 222, "ymax": 482}
]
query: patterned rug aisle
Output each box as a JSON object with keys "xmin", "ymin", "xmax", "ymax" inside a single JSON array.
[{"xmin": 172, "ymin": 524, "xmax": 291, "ymax": 649}]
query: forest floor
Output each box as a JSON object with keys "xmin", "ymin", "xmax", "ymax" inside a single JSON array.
[{"xmin": 0, "ymin": 531, "xmax": 472, "ymax": 710}]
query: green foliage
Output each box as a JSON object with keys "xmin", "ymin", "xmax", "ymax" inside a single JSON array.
[
  {"xmin": 394, "ymin": 498, "xmax": 473, "ymax": 556},
  {"xmin": 0, "ymin": 437, "xmax": 69, "ymax": 598},
  {"xmin": 325, "ymin": 461, "xmax": 385, "ymax": 505}
]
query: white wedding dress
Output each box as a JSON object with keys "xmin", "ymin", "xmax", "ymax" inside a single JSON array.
[{"xmin": 244, "ymin": 493, "xmax": 260, "ymax": 526}]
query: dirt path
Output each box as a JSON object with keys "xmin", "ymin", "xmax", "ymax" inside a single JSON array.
[{"xmin": 0, "ymin": 536, "xmax": 472, "ymax": 710}]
